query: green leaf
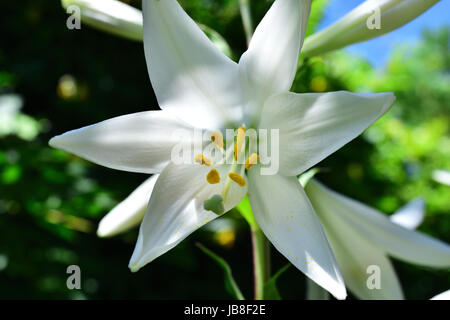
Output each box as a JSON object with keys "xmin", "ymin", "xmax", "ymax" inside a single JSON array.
[
  {"xmin": 196, "ymin": 242, "xmax": 245, "ymax": 300},
  {"xmin": 236, "ymin": 196, "xmax": 257, "ymax": 228},
  {"xmin": 1, "ymin": 165, "xmax": 22, "ymax": 184},
  {"xmin": 263, "ymin": 263, "xmax": 291, "ymax": 300}
]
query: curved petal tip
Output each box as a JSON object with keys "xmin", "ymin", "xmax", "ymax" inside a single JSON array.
[
  {"xmin": 335, "ymin": 288, "xmax": 347, "ymax": 300},
  {"xmin": 96, "ymin": 221, "xmax": 113, "ymax": 238},
  {"xmin": 48, "ymin": 135, "xmax": 62, "ymax": 148},
  {"xmin": 128, "ymin": 262, "xmax": 141, "ymax": 273}
]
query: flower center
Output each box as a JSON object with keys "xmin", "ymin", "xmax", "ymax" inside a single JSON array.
[{"xmin": 194, "ymin": 126, "xmax": 259, "ymax": 215}]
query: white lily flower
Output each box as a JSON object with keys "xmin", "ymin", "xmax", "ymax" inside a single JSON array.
[
  {"xmin": 49, "ymin": 0, "xmax": 397, "ymax": 299},
  {"xmin": 62, "ymin": 0, "xmax": 143, "ymax": 41},
  {"xmin": 302, "ymin": 0, "xmax": 440, "ymax": 57},
  {"xmin": 305, "ymin": 179, "xmax": 450, "ymax": 299}
]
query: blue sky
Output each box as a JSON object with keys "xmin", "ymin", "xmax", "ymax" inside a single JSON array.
[{"xmin": 319, "ymin": 0, "xmax": 450, "ymax": 68}]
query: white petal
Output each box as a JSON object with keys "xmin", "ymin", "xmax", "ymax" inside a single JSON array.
[
  {"xmin": 129, "ymin": 163, "xmax": 247, "ymax": 271},
  {"xmin": 302, "ymin": 0, "xmax": 440, "ymax": 57},
  {"xmin": 324, "ymin": 230, "xmax": 403, "ymax": 300},
  {"xmin": 259, "ymin": 91, "xmax": 395, "ymax": 176},
  {"xmin": 306, "ymin": 179, "xmax": 450, "ymax": 268},
  {"xmin": 430, "ymin": 290, "xmax": 450, "ymax": 300},
  {"xmin": 306, "ymin": 179, "xmax": 404, "ymax": 299},
  {"xmin": 432, "ymin": 169, "xmax": 450, "ymax": 186},
  {"xmin": 97, "ymin": 175, "xmax": 158, "ymax": 238},
  {"xmin": 390, "ymin": 198, "xmax": 425, "ymax": 230},
  {"xmin": 49, "ymin": 111, "xmax": 200, "ymax": 174},
  {"xmin": 143, "ymin": 0, "xmax": 242, "ymax": 129},
  {"xmin": 239, "ymin": 0, "xmax": 311, "ymax": 119},
  {"xmin": 62, "ymin": 0, "xmax": 143, "ymax": 41},
  {"xmin": 247, "ymin": 170, "xmax": 346, "ymax": 300}
]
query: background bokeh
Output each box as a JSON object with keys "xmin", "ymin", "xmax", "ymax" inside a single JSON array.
[{"xmin": 0, "ymin": 0, "xmax": 448, "ymax": 299}]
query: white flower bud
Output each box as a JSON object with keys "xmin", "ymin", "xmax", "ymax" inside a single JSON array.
[
  {"xmin": 62, "ymin": 0, "xmax": 143, "ymax": 41},
  {"xmin": 302, "ymin": 0, "xmax": 440, "ymax": 57}
]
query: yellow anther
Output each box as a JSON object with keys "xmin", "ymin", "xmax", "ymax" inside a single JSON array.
[
  {"xmin": 234, "ymin": 126, "xmax": 246, "ymax": 161},
  {"xmin": 206, "ymin": 169, "xmax": 221, "ymax": 184},
  {"xmin": 228, "ymin": 172, "xmax": 246, "ymax": 187},
  {"xmin": 245, "ymin": 153, "xmax": 259, "ymax": 169},
  {"xmin": 194, "ymin": 153, "xmax": 211, "ymax": 166},
  {"xmin": 211, "ymin": 131, "xmax": 224, "ymax": 149}
]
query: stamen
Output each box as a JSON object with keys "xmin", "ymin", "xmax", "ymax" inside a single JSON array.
[
  {"xmin": 234, "ymin": 126, "xmax": 246, "ymax": 161},
  {"xmin": 228, "ymin": 172, "xmax": 246, "ymax": 187},
  {"xmin": 206, "ymin": 169, "xmax": 221, "ymax": 184},
  {"xmin": 245, "ymin": 153, "xmax": 259, "ymax": 169},
  {"xmin": 194, "ymin": 153, "xmax": 211, "ymax": 166},
  {"xmin": 210, "ymin": 131, "xmax": 224, "ymax": 149}
]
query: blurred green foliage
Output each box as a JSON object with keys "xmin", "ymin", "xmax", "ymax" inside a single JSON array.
[{"xmin": 0, "ymin": 0, "xmax": 448, "ymax": 300}]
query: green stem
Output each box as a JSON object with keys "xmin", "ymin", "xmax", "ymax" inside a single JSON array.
[
  {"xmin": 237, "ymin": 0, "xmax": 267, "ymax": 300},
  {"xmin": 238, "ymin": 0, "xmax": 253, "ymax": 45},
  {"xmin": 306, "ymin": 278, "xmax": 330, "ymax": 300},
  {"xmin": 251, "ymin": 224, "xmax": 270, "ymax": 300}
]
